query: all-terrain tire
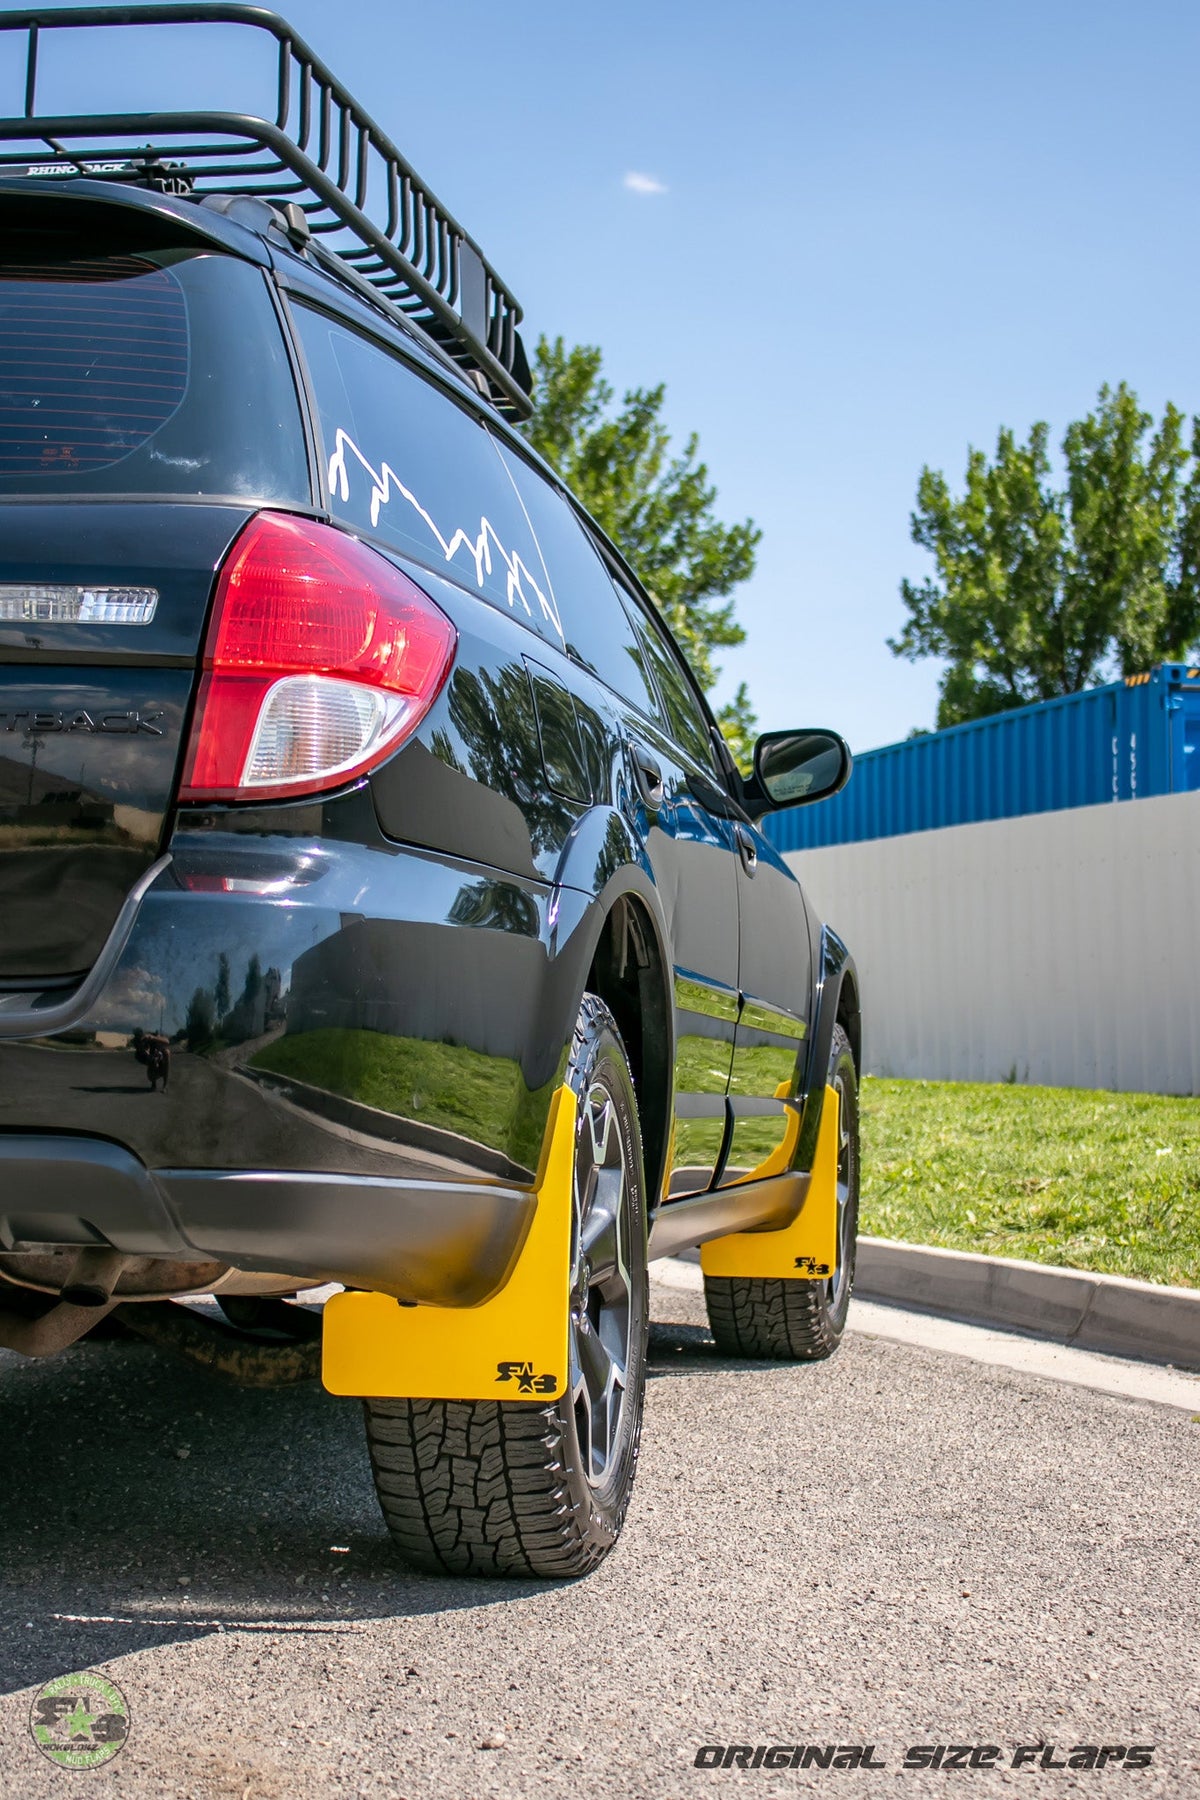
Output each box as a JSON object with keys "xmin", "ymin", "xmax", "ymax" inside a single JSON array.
[
  {"xmin": 363, "ymin": 994, "xmax": 649, "ymax": 1578},
  {"xmin": 704, "ymin": 1023, "xmax": 859, "ymax": 1361}
]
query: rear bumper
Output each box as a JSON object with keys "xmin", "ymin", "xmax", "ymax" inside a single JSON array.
[
  {"xmin": 0, "ymin": 1134, "xmax": 533, "ymax": 1304},
  {"xmin": 0, "ymin": 794, "xmax": 591, "ymax": 1303}
]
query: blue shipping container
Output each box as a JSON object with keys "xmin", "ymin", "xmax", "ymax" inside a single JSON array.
[{"xmin": 766, "ymin": 663, "xmax": 1200, "ymax": 853}]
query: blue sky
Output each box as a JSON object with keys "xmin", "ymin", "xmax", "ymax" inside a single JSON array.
[{"xmin": 9, "ymin": 0, "xmax": 1200, "ymax": 749}]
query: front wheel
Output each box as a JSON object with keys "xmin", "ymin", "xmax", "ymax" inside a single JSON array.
[
  {"xmin": 704, "ymin": 1023, "xmax": 859, "ymax": 1361},
  {"xmin": 363, "ymin": 994, "xmax": 649, "ymax": 1578}
]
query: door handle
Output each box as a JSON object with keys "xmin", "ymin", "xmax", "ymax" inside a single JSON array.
[
  {"xmin": 735, "ymin": 823, "xmax": 758, "ymax": 876},
  {"xmin": 628, "ymin": 741, "xmax": 665, "ymax": 809}
]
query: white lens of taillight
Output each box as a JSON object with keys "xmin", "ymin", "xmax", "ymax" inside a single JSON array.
[{"xmin": 241, "ymin": 674, "xmax": 410, "ymax": 790}]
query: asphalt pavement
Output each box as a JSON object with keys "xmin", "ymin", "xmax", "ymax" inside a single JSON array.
[{"xmin": 0, "ymin": 1274, "xmax": 1196, "ymax": 1798}]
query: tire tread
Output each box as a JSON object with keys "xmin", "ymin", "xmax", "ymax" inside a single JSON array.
[
  {"xmin": 703, "ymin": 1023, "xmax": 858, "ymax": 1365},
  {"xmin": 703, "ymin": 1271, "xmax": 841, "ymax": 1360},
  {"xmin": 362, "ymin": 994, "xmax": 646, "ymax": 1579}
]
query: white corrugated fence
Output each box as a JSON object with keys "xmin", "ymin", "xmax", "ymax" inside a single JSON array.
[{"xmin": 786, "ymin": 789, "xmax": 1200, "ymax": 1094}]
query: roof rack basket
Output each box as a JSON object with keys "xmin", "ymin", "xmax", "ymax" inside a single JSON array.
[{"xmin": 0, "ymin": 3, "xmax": 532, "ymax": 416}]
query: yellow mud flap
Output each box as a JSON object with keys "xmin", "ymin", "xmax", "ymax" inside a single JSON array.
[
  {"xmin": 699, "ymin": 1085, "xmax": 839, "ymax": 1281},
  {"xmin": 322, "ymin": 1087, "xmax": 577, "ymax": 1401}
]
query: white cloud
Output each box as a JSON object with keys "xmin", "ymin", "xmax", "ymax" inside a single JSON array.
[{"xmin": 623, "ymin": 171, "xmax": 668, "ymax": 196}]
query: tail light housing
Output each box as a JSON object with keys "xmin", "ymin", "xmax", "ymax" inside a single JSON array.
[{"xmin": 179, "ymin": 512, "xmax": 455, "ymax": 804}]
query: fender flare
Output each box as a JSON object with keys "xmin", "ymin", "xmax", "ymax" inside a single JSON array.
[
  {"xmin": 551, "ymin": 806, "xmax": 673, "ymax": 1036},
  {"xmin": 545, "ymin": 808, "xmax": 677, "ymax": 1201},
  {"xmin": 793, "ymin": 925, "xmax": 860, "ymax": 1173}
]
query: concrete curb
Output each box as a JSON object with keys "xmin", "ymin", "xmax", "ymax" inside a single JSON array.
[
  {"xmin": 674, "ymin": 1238, "xmax": 1200, "ymax": 1369},
  {"xmin": 854, "ymin": 1237, "xmax": 1200, "ymax": 1372}
]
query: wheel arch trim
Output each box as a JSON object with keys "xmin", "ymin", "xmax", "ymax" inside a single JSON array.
[
  {"xmin": 553, "ymin": 857, "xmax": 676, "ymax": 1211},
  {"xmin": 792, "ymin": 926, "xmax": 860, "ymax": 1173}
]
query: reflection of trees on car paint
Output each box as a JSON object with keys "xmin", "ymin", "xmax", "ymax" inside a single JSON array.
[
  {"xmin": 449, "ymin": 879, "xmax": 539, "ymax": 938},
  {"xmin": 185, "ymin": 955, "xmax": 285, "ymax": 1051},
  {"xmin": 446, "ymin": 664, "xmax": 573, "ymax": 856},
  {"xmin": 184, "ymin": 986, "xmax": 214, "ymax": 1050},
  {"xmin": 214, "ymin": 951, "xmax": 231, "ymax": 1022}
]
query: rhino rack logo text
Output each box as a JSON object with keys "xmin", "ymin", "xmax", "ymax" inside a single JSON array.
[
  {"xmin": 23, "ymin": 162, "xmax": 136, "ymax": 178},
  {"xmin": 0, "ymin": 710, "xmax": 165, "ymax": 737}
]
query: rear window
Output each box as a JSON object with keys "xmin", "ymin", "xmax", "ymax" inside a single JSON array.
[{"xmin": 0, "ymin": 245, "xmax": 308, "ymax": 500}]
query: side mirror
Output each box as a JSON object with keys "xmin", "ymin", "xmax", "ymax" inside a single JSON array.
[{"xmin": 743, "ymin": 728, "xmax": 852, "ymax": 818}]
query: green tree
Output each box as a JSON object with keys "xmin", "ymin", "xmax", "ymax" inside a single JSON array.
[
  {"xmin": 891, "ymin": 383, "xmax": 1200, "ymax": 727},
  {"xmin": 523, "ymin": 336, "xmax": 761, "ymax": 766}
]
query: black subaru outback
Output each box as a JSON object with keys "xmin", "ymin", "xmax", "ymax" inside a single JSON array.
[{"xmin": 0, "ymin": 5, "xmax": 861, "ymax": 1579}]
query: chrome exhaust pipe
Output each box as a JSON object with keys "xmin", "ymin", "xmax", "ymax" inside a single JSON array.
[{"xmin": 59, "ymin": 1247, "xmax": 132, "ymax": 1308}]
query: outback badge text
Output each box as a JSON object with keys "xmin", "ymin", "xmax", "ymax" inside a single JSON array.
[{"xmin": 0, "ymin": 708, "xmax": 165, "ymax": 735}]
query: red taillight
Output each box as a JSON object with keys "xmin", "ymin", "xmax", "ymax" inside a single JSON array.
[{"xmin": 179, "ymin": 512, "xmax": 456, "ymax": 803}]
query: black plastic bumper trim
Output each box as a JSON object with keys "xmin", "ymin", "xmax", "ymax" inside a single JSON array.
[
  {"xmin": 161, "ymin": 1170, "xmax": 534, "ymax": 1306},
  {"xmin": 0, "ymin": 1135, "xmax": 535, "ymax": 1306},
  {"xmin": 0, "ymin": 1135, "xmax": 186, "ymax": 1253}
]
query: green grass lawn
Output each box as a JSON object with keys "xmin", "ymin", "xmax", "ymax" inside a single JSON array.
[{"xmin": 859, "ymin": 1078, "xmax": 1200, "ymax": 1288}]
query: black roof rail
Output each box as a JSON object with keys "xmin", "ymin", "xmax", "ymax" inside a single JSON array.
[{"xmin": 0, "ymin": 4, "xmax": 532, "ymax": 417}]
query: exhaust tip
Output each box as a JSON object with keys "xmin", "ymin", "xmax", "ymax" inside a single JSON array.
[
  {"xmin": 59, "ymin": 1248, "xmax": 131, "ymax": 1309},
  {"xmin": 61, "ymin": 1281, "xmax": 114, "ymax": 1308}
]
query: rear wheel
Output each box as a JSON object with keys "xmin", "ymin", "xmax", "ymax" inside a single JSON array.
[
  {"xmin": 704, "ymin": 1023, "xmax": 859, "ymax": 1361},
  {"xmin": 363, "ymin": 994, "xmax": 649, "ymax": 1578}
]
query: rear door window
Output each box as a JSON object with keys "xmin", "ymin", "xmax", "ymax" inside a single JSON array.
[
  {"xmin": 292, "ymin": 304, "xmax": 564, "ymax": 647},
  {"xmin": 491, "ymin": 441, "xmax": 662, "ymax": 720},
  {"xmin": 621, "ymin": 588, "xmax": 721, "ymax": 774},
  {"xmin": 0, "ymin": 246, "xmax": 308, "ymax": 500}
]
